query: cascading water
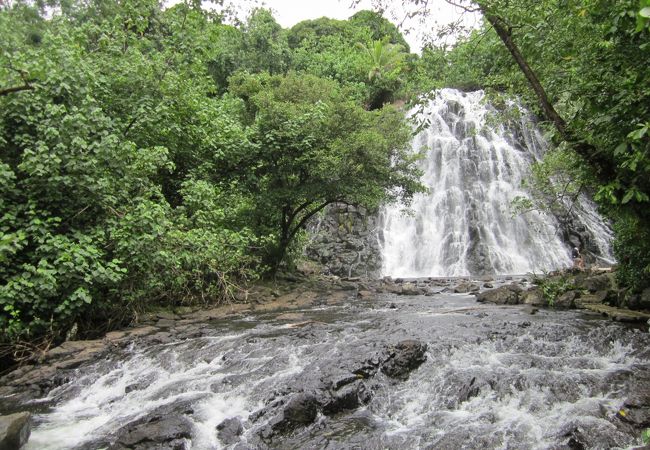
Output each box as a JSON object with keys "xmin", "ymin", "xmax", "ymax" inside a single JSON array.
[{"xmin": 380, "ymin": 89, "xmax": 614, "ymax": 278}]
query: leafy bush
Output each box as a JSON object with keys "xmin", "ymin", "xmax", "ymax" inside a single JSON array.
[{"xmin": 612, "ymin": 213, "xmax": 650, "ymax": 293}]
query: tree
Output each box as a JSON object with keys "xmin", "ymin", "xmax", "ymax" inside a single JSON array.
[
  {"xmin": 0, "ymin": 0, "xmax": 260, "ymax": 348},
  {"xmin": 227, "ymin": 72, "xmax": 425, "ymax": 271}
]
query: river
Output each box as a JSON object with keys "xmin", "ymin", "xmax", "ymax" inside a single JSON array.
[{"xmin": 13, "ymin": 281, "xmax": 650, "ymax": 449}]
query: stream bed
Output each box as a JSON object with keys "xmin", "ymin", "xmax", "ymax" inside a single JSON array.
[{"xmin": 5, "ymin": 287, "xmax": 650, "ymax": 449}]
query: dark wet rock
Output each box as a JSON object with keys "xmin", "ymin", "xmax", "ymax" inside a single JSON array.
[
  {"xmin": 558, "ymin": 421, "xmax": 629, "ymax": 450},
  {"xmin": 642, "ymin": 288, "xmax": 650, "ymax": 308},
  {"xmin": 475, "ymin": 286, "xmax": 520, "ymax": 305},
  {"xmin": 618, "ymin": 385, "xmax": 650, "ymax": 429},
  {"xmin": 217, "ymin": 417, "xmax": 244, "ymax": 445},
  {"xmin": 323, "ymin": 380, "xmax": 369, "ymax": 415},
  {"xmin": 111, "ymin": 415, "xmax": 192, "ymax": 449},
  {"xmin": 146, "ymin": 331, "xmax": 173, "ymax": 344},
  {"xmin": 0, "ymin": 412, "xmax": 31, "ymax": 450},
  {"xmin": 380, "ymin": 340, "xmax": 427, "ymax": 380},
  {"xmin": 456, "ymin": 377, "xmax": 487, "ymax": 405},
  {"xmin": 107, "ymin": 401, "xmax": 196, "ymax": 449},
  {"xmin": 628, "ymin": 288, "xmax": 650, "ymax": 311},
  {"xmin": 389, "ymin": 303, "xmax": 398, "ymax": 309},
  {"xmin": 124, "ymin": 374, "xmax": 156, "ymax": 394},
  {"xmin": 555, "ymin": 291, "xmax": 578, "ymax": 309},
  {"xmin": 563, "ymin": 427, "xmax": 588, "ymax": 450},
  {"xmin": 270, "ymin": 393, "xmax": 320, "ymax": 433},
  {"xmin": 326, "ymin": 372, "xmax": 359, "ymax": 390}
]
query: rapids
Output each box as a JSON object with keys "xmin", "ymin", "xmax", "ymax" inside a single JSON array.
[{"xmin": 12, "ymin": 284, "xmax": 650, "ymax": 449}]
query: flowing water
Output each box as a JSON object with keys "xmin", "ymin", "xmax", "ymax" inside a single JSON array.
[
  {"xmin": 380, "ymin": 89, "xmax": 614, "ymax": 278},
  {"xmin": 15, "ymin": 287, "xmax": 650, "ymax": 450}
]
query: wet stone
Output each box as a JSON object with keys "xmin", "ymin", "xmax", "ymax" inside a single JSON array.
[
  {"xmin": 380, "ymin": 340, "xmax": 427, "ymax": 380},
  {"xmin": 276, "ymin": 393, "xmax": 319, "ymax": 430},
  {"xmin": 217, "ymin": 417, "xmax": 244, "ymax": 445},
  {"xmin": 323, "ymin": 380, "xmax": 369, "ymax": 415},
  {"xmin": 0, "ymin": 411, "xmax": 31, "ymax": 450},
  {"xmin": 555, "ymin": 290, "xmax": 578, "ymax": 309}
]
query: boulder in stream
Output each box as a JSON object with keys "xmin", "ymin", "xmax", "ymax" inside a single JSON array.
[
  {"xmin": 109, "ymin": 402, "xmax": 194, "ymax": 450},
  {"xmin": 521, "ymin": 287, "xmax": 545, "ymax": 306},
  {"xmin": 0, "ymin": 412, "xmax": 31, "ymax": 450},
  {"xmin": 217, "ymin": 417, "xmax": 244, "ymax": 445},
  {"xmin": 380, "ymin": 340, "xmax": 428, "ymax": 380},
  {"xmin": 268, "ymin": 393, "xmax": 320, "ymax": 434},
  {"xmin": 475, "ymin": 285, "xmax": 521, "ymax": 305}
]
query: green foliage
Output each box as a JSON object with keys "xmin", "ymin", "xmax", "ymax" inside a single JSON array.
[
  {"xmin": 288, "ymin": 11, "xmax": 415, "ymax": 109},
  {"xmin": 0, "ymin": 2, "xmax": 421, "ymax": 347},
  {"xmin": 611, "ymin": 212, "xmax": 650, "ymax": 292},
  {"xmin": 227, "ymin": 72, "xmax": 424, "ymax": 270},
  {"xmin": 0, "ymin": 1, "xmax": 261, "ymax": 344},
  {"xmin": 642, "ymin": 427, "xmax": 650, "ymax": 444},
  {"xmin": 511, "ymin": 146, "xmax": 595, "ymax": 219},
  {"xmin": 533, "ymin": 274, "xmax": 575, "ymax": 306}
]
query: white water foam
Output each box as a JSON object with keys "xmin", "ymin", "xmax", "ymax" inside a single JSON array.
[
  {"xmin": 25, "ymin": 329, "xmax": 309, "ymax": 450},
  {"xmin": 380, "ymin": 89, "xmax": 614, "ymax": 277}
]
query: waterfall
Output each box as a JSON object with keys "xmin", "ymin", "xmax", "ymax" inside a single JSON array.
[{"xmin": 380, "ymin": 89, "xmax": 614, "ymax": 277}]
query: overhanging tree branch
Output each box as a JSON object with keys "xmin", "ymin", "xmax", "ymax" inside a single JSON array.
[
  {"xmin": 1, "ymin": 64, "xmax": 34, "ymax": 97},
  {"xmin": 480, "ymin": 8, "xmax": 616, "ymax": 183},
  {"xmin": 0, "ymin": 84, "xmax": 33, "ymax": 96}
]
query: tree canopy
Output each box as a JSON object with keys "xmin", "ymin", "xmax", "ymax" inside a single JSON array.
[{"xmin": 0, "ymin": 0, "xmax": 423, "ymax": 350}]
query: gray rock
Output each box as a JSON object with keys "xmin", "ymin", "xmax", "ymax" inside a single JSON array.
[
  {"xmin": 0, "ymin": 412, "xmax": 31, "ymax": 450},
  {"xmin": 456, "ymin": 376, "xmax": 489, "ymax": 405},
  {"xmin": 454, "ymin": 282, "xmax": 480, "ymax": 294},
  {"xmin": 278, "ymin": 393, "xmax": 319, "ymax": 429},
  {"xmin": 521, "ymin": 288, "xmax": 545, "ymax": 306},
  {"xmin": 475, "ymin": 286, "xmax": 520, "ymax": 305},
  {"xmin": 555, "ymin": 290, "xmax": 578, "ymax": 309},
  {"xmin": 217, "ymin": 417, "xmax": 244, "ymax": 445},
  {"xmin": 109, "ymin": 401, "xmax": 195, "ymax": 449},
  {"xmin": 401, "ymin": 283, "xmax": 420, "ymax": 296},
  {"xmin": 580, "ymin": 274, "xmax": 613, "ymax": 293},
  {"xmin": 357, "ymin": 290, "xmax": 373, "ymax": 299},
  {"xmin": 323, "ymin": 380, "xmax": 369, "ymax": 415},
  {"xmin": 155, "ymin": 318, "xmax": 176, "ymax": 328},
  {"xmin": 380, "ymin": 340, "xmax": 428, "ymax": 380}
]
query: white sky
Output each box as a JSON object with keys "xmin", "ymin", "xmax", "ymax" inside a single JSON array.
[{"xmin": 238, "ymin": 0, "xmax": 481, "ymax": 52}]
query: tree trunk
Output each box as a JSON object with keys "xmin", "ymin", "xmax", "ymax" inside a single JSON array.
[{"xmin": 483, "ymin": 11, "xmax": 616, "ymax": 182}]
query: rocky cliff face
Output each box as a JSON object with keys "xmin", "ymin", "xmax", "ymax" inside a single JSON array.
[{"xmin": 305, "ymin": 204, "xmax": 381, "ymax": 278}]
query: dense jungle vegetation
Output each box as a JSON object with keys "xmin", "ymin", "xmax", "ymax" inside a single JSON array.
[{"xmin": 0, "ymin": 0, "xmax": 649, "ymax": 356}]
